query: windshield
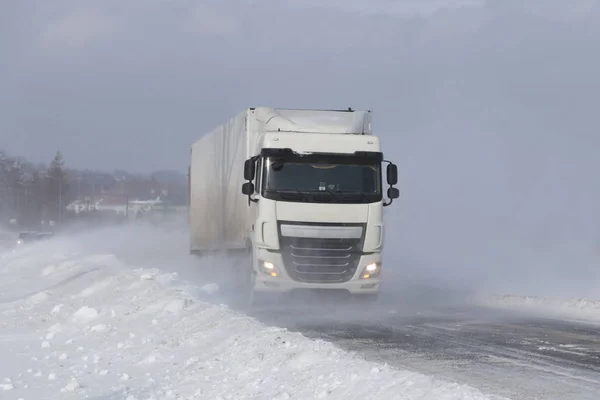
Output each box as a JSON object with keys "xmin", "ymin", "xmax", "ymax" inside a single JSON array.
[{"xmin": 261, "ymin": 154, "xmax": 382, "ymax": 203}]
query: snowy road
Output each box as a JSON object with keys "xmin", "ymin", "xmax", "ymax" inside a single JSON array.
[
  {"xmin": 1, "ymin": 241, "xmax": 508, "ymax": 400},
  {"xmin": 110, "ymin": 225, "xmax": 600, "ymax": 400},
  {"xmin": 248, "ymin": 298, "xmax": 600, "ymax": 400},
  {"xmin": 3, "ymin": 227, "xmax": 598, "ymax": 399}
]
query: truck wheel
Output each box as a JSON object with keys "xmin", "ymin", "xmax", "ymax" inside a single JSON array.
[{"xmin": 240, "ymin": 248, "xmax": 257, "ymax": 309}]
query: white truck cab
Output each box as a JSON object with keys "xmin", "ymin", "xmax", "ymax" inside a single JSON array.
[{"xmin": 240, "ymin": 110, "xmax": 399, "ymax": 302}]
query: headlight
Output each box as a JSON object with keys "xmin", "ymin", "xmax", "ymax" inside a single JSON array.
[
  {"xmin": 17, "ymin": 240, "xmax": 22, "ymax": 245},
  {"xmin": 259, "ymin": 260, "xmax": 279, "ymax": 277},
  {"xmin": 360, "ymin": 262, "xmax": 381, "ymax": 279}
]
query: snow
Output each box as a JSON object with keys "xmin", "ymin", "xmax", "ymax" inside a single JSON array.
[
  {"xmin": 72, "ymin": 306, "xmax": 99, "ymax": 324},
  {"xmin": 475, "ymin": 294, "xmax": 600, "ymax": 325},
  {"xmin": 0, "ymin": 237, "xmax": 507, "ymax": 400}
]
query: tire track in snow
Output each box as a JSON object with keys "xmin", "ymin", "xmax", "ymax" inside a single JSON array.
[{"xmin": 248, "ymin": 302, "xmax": 600, "ymax": 400}]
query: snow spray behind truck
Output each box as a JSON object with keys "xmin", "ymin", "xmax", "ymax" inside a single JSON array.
[{"xmin": 189, "ymin": 107, "xmax": 399, "ymax": 304}]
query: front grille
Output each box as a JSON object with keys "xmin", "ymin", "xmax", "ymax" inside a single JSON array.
[{"xmin": 280, "ymin": 236, "xmax": 362, "ymax": 283}]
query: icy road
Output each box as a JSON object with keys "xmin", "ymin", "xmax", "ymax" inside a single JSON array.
[
  {"xmin": 1, "ymin": 230, "xmax": 599, "ymax": 400},
  {"xmin": 248, "ymin": 294, "xmax": 600, "ymax": 400}
]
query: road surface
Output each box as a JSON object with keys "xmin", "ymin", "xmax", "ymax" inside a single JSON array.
[
  {"xmin": 146, "ymin": 254, "xmax": 600, "ymax": 400},
  {"xmin": 242, "ymin": 290, "xmax": 600, "ymax": 400}
]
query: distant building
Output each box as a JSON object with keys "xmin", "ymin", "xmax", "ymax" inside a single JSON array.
[{"xmin": 66, "ymin": 196, "xmax": 173, "ymax": 218}]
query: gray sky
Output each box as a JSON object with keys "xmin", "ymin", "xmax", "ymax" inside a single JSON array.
[
  {"xmin": 2, "ymin": 0, "xmax": 600, "ymax": 295},
  {"xmin": 2, "ymin": 0, "xmax": 597, "ymax": 172}
]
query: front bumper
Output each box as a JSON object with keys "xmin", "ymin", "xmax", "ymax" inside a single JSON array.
[{"xmin": 252, "ymin": 247, "xmax": 382, "ymax": 294}]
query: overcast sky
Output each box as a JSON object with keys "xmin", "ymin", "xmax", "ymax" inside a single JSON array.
[
  {"xmin": 2, "ymin": 0, "xmax": 597, "ymax": 172},
  {"xmin": 2, "ymin": 0, "xmax": 600, "ymax": 295}
]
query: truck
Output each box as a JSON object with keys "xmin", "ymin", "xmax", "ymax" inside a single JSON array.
[{"xmin": 189, "ymin": 107, "xmax": 399, "ymax": 305}]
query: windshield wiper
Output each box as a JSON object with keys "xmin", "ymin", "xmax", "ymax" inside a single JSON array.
[
  {"xmin": 269, "ymin": 189, "xmax": 308, "ymax": 201},
  {"xmin": 338, "ymin": 191, "xmax": 374, "ymax": 203},
  {"xmin": 307, "ymin": 188, "xmax": 341, "ymax": 203}
]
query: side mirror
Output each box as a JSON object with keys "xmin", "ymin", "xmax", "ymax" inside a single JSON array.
[
  {"xmin": 387, "ymin": 187, "xmax": 399, "ymax": 199},
  {"xmin": 244, "ymin": 159, "xmax": 255, "ymax": 181},
  {"xmin": 241, "ymin": 182, "xmax": 254, "ymax": 195},
  {"xmin": 386, "ymin": 163, "xmax": 398, "ymax": 186}
]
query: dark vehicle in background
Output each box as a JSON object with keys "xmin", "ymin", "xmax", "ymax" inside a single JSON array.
[{"xmin": 16, "ymin": 231, "xmax": 54, "ymax": 246}]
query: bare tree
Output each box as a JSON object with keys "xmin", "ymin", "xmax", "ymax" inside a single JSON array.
[
  {"xmin": 44, "ymin": 151, "xmax": 70, "ymax": 225},
  {"xmin": 8, "ymin": 159, "xmax": 25, "ymax": 222},
  {"xmin": 0, "ymin": 150, "xmax": 10, "ymax": 220},
  {"xmin": 19, "ymin": 170, "xmax": 44, "ymax": 227},
  {"xmin": 0, "ymin": 153, "xmax": 26, "ymax": 223}
]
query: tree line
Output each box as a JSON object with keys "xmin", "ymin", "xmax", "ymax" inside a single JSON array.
[
  {"xmin": 0, "ymin": 149, "xmax": 188, "ymax": 230},
  {"xmin": 0, "ymin": 150, "xmax": 68, "ymax": 228}
]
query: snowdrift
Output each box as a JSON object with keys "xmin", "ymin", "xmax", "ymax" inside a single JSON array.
[
  {"xmin": 475, "ymin": 294, "xmax": 600, "ymax": 325},
  {"xmin": 0, "ymin": 238, "xmax": 506, "ymax": 399}
]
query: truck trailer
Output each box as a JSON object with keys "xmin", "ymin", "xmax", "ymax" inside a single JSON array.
[{"xmin": 189, "ymin": 107, "xmax": 399, "ymax": 304}]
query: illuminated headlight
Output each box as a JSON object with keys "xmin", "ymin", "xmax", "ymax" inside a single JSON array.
[
  {"xmin": 17, "ymin": 240, "xmax": 22, "ymax": 245},
  {"xmin": 259, "ymin": 260, "xmax": 279, "ymax": 277},
  {"xmin": 360, "ymin": 262, "xmax": 381, "ymax": 279}
]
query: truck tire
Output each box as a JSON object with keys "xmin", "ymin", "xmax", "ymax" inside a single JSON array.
[{"xmin": 239, "ymin": 248, "xmax": 257, "ymax": 309}]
